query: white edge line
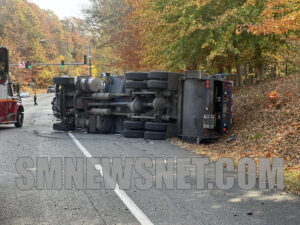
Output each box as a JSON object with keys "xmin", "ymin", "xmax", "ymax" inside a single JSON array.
[{"xmin": 68, "ymin": 132, "xmax": 154, "ymax": 225}]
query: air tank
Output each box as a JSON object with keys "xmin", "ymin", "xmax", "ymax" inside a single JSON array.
[{"xmin": 79, "ymin": 78, "xmax": 101, "ymax": 92}]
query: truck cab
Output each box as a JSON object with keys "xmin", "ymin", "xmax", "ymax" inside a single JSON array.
[{"xmin": 0, "ymin": 47, "xmax": 24, "ymax": 128}]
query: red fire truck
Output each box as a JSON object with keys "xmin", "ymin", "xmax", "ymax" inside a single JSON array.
[{"xmin": 0, "ymin": 47, "xmax": 24, "ymax": 128}]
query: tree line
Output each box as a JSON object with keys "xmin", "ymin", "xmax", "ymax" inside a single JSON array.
[
  {"xmin": 84, "ymin": 0, "xmax": 300, "ymax": 86},
  {"xmin": 0, "ymin": 0, "xmax": 299, "ymax": 87},
  {"xmin": 0, "ymin": 0, "xmax": 88, "ymax": 88}
]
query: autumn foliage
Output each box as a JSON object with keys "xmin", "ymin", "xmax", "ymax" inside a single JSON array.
[
  {"xmin": 0, "ymin": 0, "xmax": 299, "ymax": 86},
  {"xmin": 85, "ymin": 0, "xmax": 300, "ymax": 80},
  {"xmin": 0, "ymin": 0, "xmax": 89, "ymax": 88},
  {"xmin": 248, "ymin": 0, "xmax": 300, "ymax": 35}
]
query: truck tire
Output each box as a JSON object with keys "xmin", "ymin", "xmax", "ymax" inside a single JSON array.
[
  {"xmin": 148, "ymin": 71, "xmax": 169, "ymax": 80},
  {"xmin": 144, "ymin": 131, "xmax": 166, "ymax": 140},
  {"xmin": 124, "ymin": 121, "xmax": 145, "ymax": 130},
  {"xmin": 14, "ymin": 110, "xmax": 24, "ymax": 128},
  {"xmin": 147, "ymin": 80, "xmax": 168, "ymax": 89},
  {"xmin": 125, "ymin": 72, "xmax": 148, "ymax": 81},
  {"xmin": 123, "ymin": 130, "xmax": 145, "ymax": 138},
  {"xmin": 53, "ymin": 123, "xmax": 75, "ymax": 132},
  {"xmin": 145, "ymin": 122, "xmax": 167, "ymax": 132},
  {"xmin": 125, "ymin": 81, "xmax": 147, "ymax": 89}
]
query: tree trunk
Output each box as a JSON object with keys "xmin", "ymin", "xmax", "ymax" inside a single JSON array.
[
  {"xmin": 235, "ymin": 55, "xmax": 243, "ymax": 86},
  {"xmin": 254, "ymin": 45, "xmax": 264, "ymax": 82},
  {"xmin": 256, "ymin": 63, "xmax": 264, "ymax": 82},
  {"xmin": 242, "ymin": 64, "xmax": 248, "ymax": 85},
  {"xmin": 236, "ymin": 63, "xmax": 243, "ymax": 87},
  {"xmin": 249, "ymin": 64, "xmax": 254, "ymax": 73},
  {"xmin": 226, "ymin": 66, "xmax": 232, "ymax": 74},
  {"xmin": 270, "ymin": 64, "xmax": 277, "ymax": 79}
]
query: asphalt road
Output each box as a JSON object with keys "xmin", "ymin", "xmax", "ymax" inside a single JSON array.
[{"xmin": 0, "ymin": 94, "xmax": 299, "ymax": 225}]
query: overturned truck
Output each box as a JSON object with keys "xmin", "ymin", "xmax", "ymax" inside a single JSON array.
[{"xmin": 52, "ymin": 71, "xmax": 233, "ymax": 143}]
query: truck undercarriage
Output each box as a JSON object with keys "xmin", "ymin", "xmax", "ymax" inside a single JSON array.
[{"xmin": 52, "ymin": 71, "xmax": 233, "ymax": 143}]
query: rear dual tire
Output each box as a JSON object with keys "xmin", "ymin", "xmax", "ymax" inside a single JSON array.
[
  {"xmin": 123, "ymin": 130, "xmax": 145, "ymax": 138},
  {"xmin": 125, "ymin": 72, "xmax": 148, "ymax": 81},
  {"xmin": 147, "ymin": 80, "xmax": 168, "ymax": 89},
  {"xmin": 122, "ymin": 121, "xmax": 167, "ymax": 140},
  {"xmin": 125, "ymin": 80, "xmax": 168, "ymax": 90},
  {"xmin": 125, "ymin": 72, "xmax": 169, "ymax": 90},
  {"xmin": 144, "ymin": 122, "xmax": 168, "ymax": 140},
  {"xmin": 125, "ymin": 81, "xmax": 147, "ymax": 89},
  {"xmin": 123, "ymin": 129, "xmax": 166, "ymax": 140},
  {"xmin": 123, "ymin": 121, "xmax": 145, "ymax": 130},
  {"xmin": 125, "ymin": 71, "xmax": 169, "ymax": 81},
  {"xmin": 123, "ymin": 121, "xmax": 145, "ymax": 138},
  {"xmin": 148, "ymin": 71, "xmax": 169, "ymax": 80},
  {"xmin": 145, "ymin": 122, "xmax": 167, "ymax": 132}
]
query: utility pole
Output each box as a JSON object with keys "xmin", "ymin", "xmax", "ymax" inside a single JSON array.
[{"xmin": 88, "ymin": 44, "xmax": 92, "ymax": 77}]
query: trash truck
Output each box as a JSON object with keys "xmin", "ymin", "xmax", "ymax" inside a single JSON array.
[{"xmin": 52, "ymin": 71, "xmax": 233, "ymax": 143}]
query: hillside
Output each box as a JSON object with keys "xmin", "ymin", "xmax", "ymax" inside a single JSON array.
[
  {"xmin": 0, "ymin": 0, "xmax": 88, "ymax": 87},
  {"xmin": 172, "ymin": 74, "xmax": 300, "ymax": 194}
]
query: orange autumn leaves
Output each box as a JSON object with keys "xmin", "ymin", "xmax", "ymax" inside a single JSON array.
[
  {"xmin": 268, "ymin": 91, "xmax": 282, "ymax": 109},
  {"xmin": 248, "ymin": 0, "xmax": 300, "ymax": 35},
  {"xmin": 85, "ymin": 0, "xmax": 300, "ymax": 73}
]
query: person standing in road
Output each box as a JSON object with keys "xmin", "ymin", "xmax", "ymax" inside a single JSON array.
[{"xmin": 34, "ymin": 93, "xmax": 38, "ymax": 106}]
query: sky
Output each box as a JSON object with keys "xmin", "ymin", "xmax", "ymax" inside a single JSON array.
[{"xmin": 29, "ymin": 0, "xmax": 89, "ymax": 19}]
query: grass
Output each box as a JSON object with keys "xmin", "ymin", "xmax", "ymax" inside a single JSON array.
[{"xmin": 285, "ymin": 171, "xmax": 300, "ymax": 195}]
